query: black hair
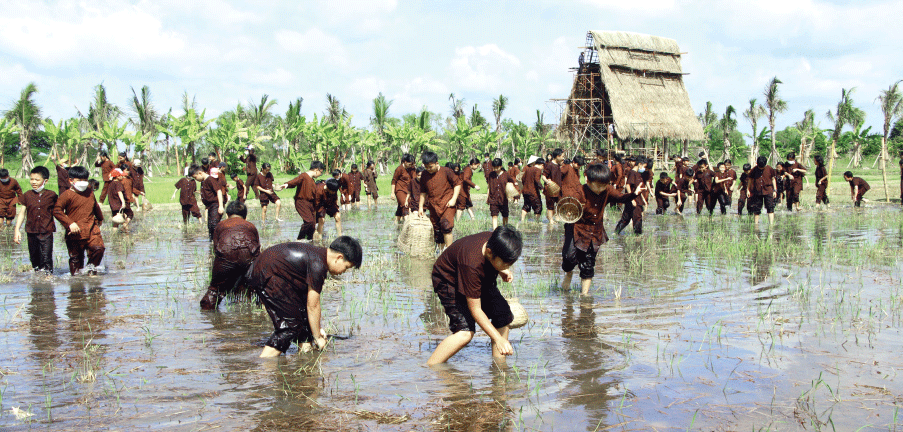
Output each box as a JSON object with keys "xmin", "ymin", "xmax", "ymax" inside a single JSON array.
[
  {"xmin": 230, "ymin": 172, "xmax": 239, "ymax": 180},
  {"xmin": 814, "ymin": 155, "xmax": 824, "ymax": 165},
  {"xmin": 332, "ymin": 169, "xmax": 342, "ymax": 177},
  {"xmin": 684, "ymin": 168, "xmax": 695, "ymax": 177},
  {"xmin": 99, "ymin": 150, "xmax": 109, "ymax": 158},
  {"xmin": 514, "ymin": 158, "xmax": 521, "ymax": 164},
  {"xmin": 118, "ymin": 151, "xmax": 127, "ymax": 158},
  {"xmin": 452, "ymin": 162, "xmax": 461, "ymax": 171},
  {"xmin": 444, "ymin": 162, "xmax": 454, "ymax": 168},
  {"xmin": 415, "ymin": 166, "xmax": 425, "ymax": 173},
  {"xmin": 659, "ymin": 172, "xmax": 670, "ymax": 180},
  {"xmin": 201, "ymin": 157, "xmax": 210, "ymax": 166},
  {"xmin": 329, "ymin": 236, "xmax": 363, "ymax": 268},
  {"xmin": 351, "ymin": 163, "xmax": 358, "ymax": 169},
  {"xmin": 697, "ymin": 158, "xmax": 708, "ymax": 167},
  {"xmin": 594, "ymin": 148, "xmax": 605, "ymax": 157},
  {"xmin": 0, "ymin": 168, "xmax": 8, "ymax": 177},
  {"xmin": 717, "ymin": 162, "xmax": 726, "ymax": 168},
  {"xmin": 401, "ymin": 153, "xmax": 415, "ymax": 163},
  {"xmin": 470, "ymin": 157, "xmax": 480, "ymax": 165},
  {"xmin": 572, "ymin": 155, "xmax": 585, "ymax": 166},
  {"xmin": 310, "ymin": 160, "xmax": 326, "ymax": 170},
  {"xmin": 366, "ymin": 161, "xmax": 375, "ymax": 168},
  {"xmin": 507, "ymin": 162, "xmax": 514, "ymax": 167},
  {"xmin": 843, "ymin": 171, "xmax": 854, "ymax": 178},
  {"xmin": 756, "ymin": 156, "xmax": 767, "ymax": 168},
  {"xmin": 725, "ymin": 159, "xmax": 732, "ymax": 165},
  {"xmin": 682, "ymin": 156, "xmax": 689, "ymax": 161},
  {"xmin": 31, "ymin": 166, "xmax": 50, "ymax": 179},
  {"xmin": 325, "ymin": 178, "xmax": 340, "ymax": 191},
  {"xmin": 584, "ymin": 163, "xmax": 612, "ymax": 184},
  {"xmin": 484, "ymin": 153, "xmax": 490, "ymax": 157},
  {"xmin": 786, "ymin": 152, "xmax": 796, "ymax": 160},
  {"xmin": 208, "ymin": 152, "xmax": 217, "ymax": 158},
  {"xmin": 421, "ymin": 151, "xmax": 439, "ymax": 165},
  {"xmin": 551, "ymin": 148, "xmax": 564, "ymax": 158},
  {"xmin": 261, "ymin": 162, "xmax": 271, "ymax": 170},
  {"xmin": 742, "ymin": 163, "xmax": 752, "ymax": 171},
  {"xmin": 225, "ymin": 200, "xmax": 247, "ymax": 218},
  {"xmin": 491, "ymin": 158, "xmax": 503, "ymax": 168},
  {"xmin": 698, "ymin": 151, "xmax": 706, "ymax": 158},
  {"xmin": 218, "ymin": 162, "xmax": 226, "ymax": 168},
  {"xmin": 486, "ymin": 225, "xmax": 523, "ymax": 264},
  {"xmin": 88, "ymin": 179, "xmax": 100, "ymax": 191},
  {"xmin": 188, "ymin": 165, "xmax": 203, "ymax": 177},
  {"xmin": 68, "ymin": 166, "xmax": 89, "ymax": 180}
]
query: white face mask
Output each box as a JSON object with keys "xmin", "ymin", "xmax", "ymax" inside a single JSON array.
[
  {"xmin": 33, "ymin": 181, "xmax": 46, "ymax": 193},
  {"xmin": 73, "ymin": 181, "xmax": 90, "ymax": 192},
  {"xmin": 0, "ymin": 178, "xmax": 9, "ymax": 183}
]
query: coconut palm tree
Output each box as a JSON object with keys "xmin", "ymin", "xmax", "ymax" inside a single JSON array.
[
  {"xmin": 876, "ymin": 82, "xmax": 903, "ymax": 201},
  {"xmin": 325, "ymin": 94, "xmax": 347, "ymax": 126},
  {"xmin": 719, "ymin": 105, "xmax": 737, "ymax": 162},
  {"xmin": 825, "ymin": 88, "xmax": 858, "ymax": 192},
  {"xmin": 763, "ymin": 77, "xmax": 788, "ymax": 164},
  {"xmin": 3, "ymin": 83, "xmax": 42, "ymax": 175},
  {"xmin": 846, "ymin": 109, "xmax": 867, "ymax": 168},
  {"xmin": 448, "ymin": 93, "xmax": 464, "ymax": 121},
  {"xmin": 247, "ymin": 94, "xmax": 278, "ymax": 128},
  {"xmin": 128, "ymin": 85, "xmax": 159, "ymax": 162},
  {"xmin": 743, "ymin": 98, "xmax": 766, "ymax": 166},
  {"xmin": 492, "ymin": 94, "xmax": 508, "ymax": 156},
  {"xmin": 793, "ymin": 109, "xmax": 817, "ymax": 165},
  {"xmin": 371, "ymin": 92, "xmax": 392, "ymax": 140}
]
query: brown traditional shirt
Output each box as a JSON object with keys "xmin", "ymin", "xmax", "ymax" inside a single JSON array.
[
  {"xmin": 391, "ymin": 164, "xmax": 413, "ymax": 195},
  {"xmin": 559, "ymin": 164, "xmax": 583, "ymax": 199},
  {"xmin": 285, "ymin": 172, "xmax": 317, "ymax": 201},
  {"xmin": 239, "ymin": 153, "xmax": 258, "ymax": 176},
  {"xmin": 348, "ymin": 171, "xmax": 362, "ymax": 192},
  {"xmin": 108, "ymin": 180, "xmax": 126, "ymax": 211},
  {"xmin": 419, "ymin": 166, "xmax": 462, "ymax": 210},
  {"xmin": 94, "ymin": 159, "xmax": 115, "ymax": 182},
  {"xmin": 432, "ymin": 231, "xmax": 495, "ymax": 299},
  {"xmin": 486, "ymin": 170, "xmax": 515, "ymax": 205},
  {"xmin": 54, "ymin": 187, "xmax": 104, "ymax": 240},
  {"xmin": 56, "ymin": 165, "xmax": 71, "ymax": 192},
  {"xmin": 573, "ymin": 184, "xmax": 635, "ymax": 251},
  {"xmin": 200, "ymin": 176, "xmax": 221, "ymax": 207},
  {"xmin": 542, "ymin": 161, "xmax": 562, "ymax": 196},
  {"xmin": 521, "ymin": 166, "xmax": 541, "ymax": 195},
  {"xmin": 362, "ymin": 169, "xmax": 378, "ymax": 191},
  {"xmin": 20, "ymin": 189, "xmax": 58, "ymax": 234},
  {"xmin": 175, "ymin": 177, "xmax": 198, "ymax": 206},
  {"xmin": 0, "ymin": 178, "xmax": 23, "ymax": 201},
  {"xmin": 849, "ymin": 177, "xmax": 870, "ymax": 194},
  {"xmin": 749, "ymin": 165, "xmax": 776, "ymax": 196},
  {"xmin": 212, "ymin": 217, "xmax": 260, "ymax": 264}
]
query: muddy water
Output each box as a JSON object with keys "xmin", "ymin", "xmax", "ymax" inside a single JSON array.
[{"xmin": 1, "ymin": 204, "xmax": 902, "ymax": 430}]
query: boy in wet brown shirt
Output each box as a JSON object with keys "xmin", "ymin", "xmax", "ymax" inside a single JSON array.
[
  {"xmin": 348, "ymin": 164, "xmax": 362, "ymax": 209},
  {"xmin": 53, "ymin": 166, "xmax": 105, "ymax": 275},
  {"xmin": 519, "ymin": 157, "xmax": 543, "ymax": 223},
  {"xmin": 230, "ymin": 173, "xmax": 246, "ymax": 203},
  {"xmin": 844, "ymin": 171, "xmax": 870, "ymax": 207},
  {"xmin": 0, "ymin": 168, "xmax": 24, "ymax": 227},
  {"xmin": 316, "ymin": 178, "xmax": 343, "ymax": 238},
  {"xmin": 814, "ymin": 155, "xmax": 829, "ymax": 208},
  {"xmin": 428, "ymin": 226, "xmax": 522, "ymax": 365},
  {"xmin": 737, "ymin": 164, "xmax": 751, "ymax": 215},
  {"xmin": 13, "ymin": 166, "xmax": 58, "ymax": 273},
  {"xmin": 562, "ymin": 163, "xmax": 641, "ymax": 294},
  {"xmin": 614, "ymin": 158, "xmax": 646, "ymax": 234},
  {"xmin": 391, "ymin": 154, "xmax": 416, "ymax": 222},
  {"xmin": 542, "ymin": 149, "xmax": 564, "ymax": 225},
  {"xmin": 108, "ymin": 169, "xmax": 132, "ymax": 232},
  {"xmin": 194, "ymin": 166, "xmax": 225, "ymax": 240},
  {"xmin": 281, "ymin": 161, "xmax": 325, "ymax": 241},
  {"xmin": 674, "ymin": 168, "xmax": 695, "ymax": 213},
  {"xmin": 748, "ymin": 156, "xmax": 778, "ymax": 225},
  {"xmin": 486, "ymin": 158, "xmax": 517, "ymax": 229},
  {"xmin": 54, "ymin": 155, "xmax": 72, "ymax": 193},
  {"xmin": 362, "ymin": 161, "xmax": 379, "ymax": 209},
  {"xmin": 239, "ymin": 147, "xmax": 258, "ymax": 198},
  {"xmin": 559, "ymin": 156, "xmax": 585, "ymax": 200},
  {"xmin": 785, "ymin": 152, "xmax": 807, "ymax": 212},
  {"xmin": 173, "ymin": 170, "xmax": 202, "ymax": 224},
  {"xmin": 654, "ymin": 173, "xmax": 677, "ymax": 214},
  {"xmin": 457, "ymin": 159, "xmax": 480, "ymax": 221},
  {"xmin": 408, "ymin": 167, "xmax": 424, "ymax": 216},
  {"xmin": 251, "ymin": 236, "xmax": 362, "ymax": 357},
  {"xmin": 94, "ymin": 151, "xmax": 115, "ymax": 204},
  {"xmin": 200, "ymin": 200, "xmax": 260, "ymax": 310},
  {"xmin": 418, "ymin": 151, "xmax": 462, "ymax": 248},
  {"xmin": 254, "ymin": 163, "xmax": 282, "ymax": 222}
]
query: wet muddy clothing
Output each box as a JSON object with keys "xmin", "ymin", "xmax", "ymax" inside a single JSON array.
[
  {"xmin": 482, "ymin": 161, "xmax": 493, "ymax": 182},
  {"xmin": 285, "ymin": 172, "xmax": 318, "ymax": 240},
  {"xmin": 711, "ymin": 172, "xmax": 731, "ymax": 214},
  {"xmin": 202, "ymin": 217, "xmax": 261, "ymax": 309},
  {"xmin": 432, "ymin": 232, "xmax": 513, "ymax": 333},
  {"xmin": 693, "ymin": 168, "xmax": 715, "ymax": 214},
  {"xmin": 616, "ymin": 171, "xmax": 645, "ymax": 234},
  {"xmin": 564, "ymin": 184, "xmax": 635, "ymax": 278},
  {"xmin": 611, "ymin": 163, "xmax": 625, "ymax": 190},
  {"xmin": 175, "ymin": 177, "xmax": 201, "ymax": 221},
  {"xmin": 338, "ymin": 174, "xmax": 351, "ymax": 204},
  {"xmin": 457, "ymin": 166, "xmax": 477, "ymax": 210},
  {"xmin": 254, "ymin": 172, "xmax": 280, "ymax": 205},
  {"xmin": 486, "ymin": 170, "xmax": 515, "ymax": 206},
  {"xmin": 507, "ymin": 165, "xmax": 521, "ymax": 195},
  {"xmin": 420, "ymin": 167, "xmax": 461, "ymax": 235},
  {"xmin": 559, "ymin": 164, "xmax": 582, "ymax": 199},
  {"xmin": 317, "ymin": 184, "xmax": 341, "ymax": 219},
  {"xmin": 348, "ymin": 171, "xmax": 362, "ymax": 203},
  {"xmin": 849, "ymin": 177, "xmax": 870, "ymax": 206},
  {"xmin": 56, "ymin": 164, "xmax": 71, "ymax": 193},
  {"xmin": 21, "ymin": 189, "xmax": 58, "ymax": 273},
  {"xmin": 201, "ymin": 176, "xmax": 223, "ymax": 239},
  {"xmin": 54, "ymin": 187, "xmax": 105, "ymax": 275},
  {"xmin": 0, "ymin": 178, "xmax": 23, "ymax": 219},
  {"xmin": 248, "ymin": 242, "xmax": 330, "ymax": 351},
  {"xmin": 362, "ymin": 169, "xmax": 378, "ymax": 199},
  {"xmin": 234, "ymin": 178, "xmax": 246, "ymax": 203},
  {"xmin": 787, "ymin": 162, "xmax": 806, "ymax": 194},
  {"xmin": 392, "ymin": 164, "xmax": 414, "ymax": 217},
  {"xmin": 95, "ymin": 159, "xmax": 115, "ymax": 203},
  {"xmin": 408, "ymin": 176, "xmax": 421, "ymax": 213},
  {"xmin": 130, "ymin": 166, "xmax": 146, "ymax": 195},
  {"xmin": 674, "ymin": 177, "xmax": 693, "ymax": 213},
  {"xmin": 749, "ymin": 165, "xmax": 776, "ymax": 197},
  {"xmin": 654, "ymin": 180, "xmax": 676, "ymax": 214},
  {"xmin": 520, "ymin": 166, "xmax": 541, "ymax": 196},
  {"xmin": 738, "ymin": 172, "xmax": 750, "ymax": 215},
  {"xmin": 815, "ymin": 165, "xmax": 829, "ymax": 205},
  {"xmin": 108, "ymin": 181, "xmax": 127, "ymax": 213}
]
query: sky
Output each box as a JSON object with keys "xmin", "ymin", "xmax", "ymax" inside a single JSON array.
[{"xmin": 1, "ymin": 0, "xmax": 900, "ymax": 139}]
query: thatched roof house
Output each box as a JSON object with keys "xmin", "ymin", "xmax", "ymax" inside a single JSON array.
[{"xmin": 559, "ymin": 31, "xmax": 704, "ymax": 144}]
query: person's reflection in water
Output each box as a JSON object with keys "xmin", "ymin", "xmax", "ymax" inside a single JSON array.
[
  {"xmin": 749, "ymin": 248, "xmax": 775, "ymax": 287},
  {"xmin": 813, "ymin": 213, "xmax": 829, "ymax": 256},
  {"xmin": 66, "ymin": 279, "xmax": 109, "ymax": 342},
  {"xmin": 430, "ymin": 364, "xmax": 514, "ymax": 431},
  {"xmin": 560, "ymin": 293, "xmax": 616, "ymax": 430},
  {"xmin": 251, "ymin": 360, "xmax": 324, "ymax": 430},
  {"xmin": 28, "ymin": 280, "xmax": 61, "ymax": 361}
]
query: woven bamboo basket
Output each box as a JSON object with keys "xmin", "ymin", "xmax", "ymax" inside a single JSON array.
[
  {"xmin": 142, "ymin": 200, "xmax": 153, "ymax": 212},
  {"xmin": 111, "ymin": 213, "xmax": 126, "ymax": 226},
  {"xmin": 397, "ymin": 216, "xmax": 436, "ymax": 258},
  {"xmin": 555, "ymin": 196, "xmax": 583, "ymax": 223},
  {"xmin": 505, "ymin": 182, "xmax": 519, "ymax": 200},
  {"xmin": 544, "ymin": 181, "xmax": 560, "ymax": 196},
  {"xmin": 507, "ymin": 297, "xmax": 528, "ymax": 329}
]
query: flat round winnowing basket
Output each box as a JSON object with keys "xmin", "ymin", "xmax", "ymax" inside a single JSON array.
[
  {"xmin": 555, "ymin": 196, "xmax": 583, "ymax": 223},
  {"xmin": 397, "ymin": 216, "xmax": 436, "ymax": 258},
  {"xmin": 507, "ymin": 297, "xmax": 528, "ymax": 329}
]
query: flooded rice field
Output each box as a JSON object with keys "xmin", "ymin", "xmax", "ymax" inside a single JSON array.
[{"xmin": 1, "ymin": 202, "xmax": 903, "ymax": 431}]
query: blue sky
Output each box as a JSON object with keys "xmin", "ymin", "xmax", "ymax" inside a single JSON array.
[{"xmin": 1, "ymin": 0, "xmax": 900, "ymax": 138}]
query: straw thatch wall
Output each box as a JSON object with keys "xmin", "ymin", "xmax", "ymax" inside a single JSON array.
[{"xmin": 587, "ymin": 31, "xmax": 704, "ymax": 142}]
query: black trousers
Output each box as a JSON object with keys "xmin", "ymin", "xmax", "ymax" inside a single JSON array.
[
  {"xmin": 27, "ymin": 233, "xmax": 54, "ymax": 272},
  {"xmin": 561, "ymin": 224, "xmax": 599, "ymax": 279},
  {"xmin": 206, "ymin": 205, "xmax": 222, "ymax": 240}
]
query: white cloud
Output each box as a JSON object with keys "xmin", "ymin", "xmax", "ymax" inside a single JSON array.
[
  {"xmin": 245, "ymin": 68, "xmax": 295, "ymax": 87},
  {"xmin": 274, "ymin": 28, "xmax": 348, "ymax": 67},
  {"xmin": 449, "ymin": 44, "xmax": 522, "ymax": 93}
]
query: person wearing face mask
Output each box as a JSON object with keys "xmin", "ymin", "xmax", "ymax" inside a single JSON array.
[
  {"xmin": 53, "ymin": 166, "xmax": 105, "ymax": 275},
  {"xmin": 0, "ymin": 168, "xmax": 24, "ymax": 228},
  {"xmin": 13, "ymin": 166, "xmax": 58, "ymax": 273}
]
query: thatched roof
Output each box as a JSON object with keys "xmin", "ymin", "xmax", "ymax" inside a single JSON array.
[{"xmin": 588, "ymin": 30, "xmax": 704, "ymax": 141}]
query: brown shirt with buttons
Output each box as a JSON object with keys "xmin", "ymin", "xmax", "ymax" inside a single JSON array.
[
  {"xmin": 20, "ymin": 189, "xmax": 58, "ymax": 234},
  {"xmin": 573, "ymin": 184, "xmax": 636, "ymax": 251}
]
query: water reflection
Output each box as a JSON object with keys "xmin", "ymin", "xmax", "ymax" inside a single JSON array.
[
  {"xmin": 27, "ymin": 279, "xmax": 60, "ymax": 361},
  {"xmin": 429, "ymin": 364, "xmax": 514, "ymax": 431}
]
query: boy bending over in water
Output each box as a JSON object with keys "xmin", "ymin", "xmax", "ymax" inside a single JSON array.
[
  {"xmin": 201, "ymin": 200, "xmax": 260, "ymax": 310},
  {"xmin": 249, "ymin": 236, "xmax": 362, "ymax": 357},
  {"xmin": 428, "ymin": 225, "xmax": 523, "ymax": 365}
]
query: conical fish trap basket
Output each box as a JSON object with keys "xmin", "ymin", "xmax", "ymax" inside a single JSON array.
[
  {"xmin": 555, "ymin": 196, "xmax": 583, "ymax": 223},
  {"xmin": 397, "ymin": 216, "xmax": 436, "ymax": 258},
  {"xmin": 544, "ymin": 181, "xmax": 560, "ymax": 196},
  {"xmin": 505, "ymin": 182, "xmax": 519, "ymax": 200},
  {"xmin": 507, "ymin": 297, "xmax": 528, "ymax": 329}
]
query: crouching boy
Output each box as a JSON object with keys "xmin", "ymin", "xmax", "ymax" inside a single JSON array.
[
  {"xmin": 201, "ymin": 200, "xmax": 260, "ymax": 310},
  {"xmin": 427, "ymin": 225, "xmax": 523, "ymax": 365},
  {"xmin": 13, "ymin": 166, "xmax": 58, "ymax": 273},
  {"xmin": 53, "ymin": 166, "xmax": 105, "ymax": 275},
  {"xmin": 249, "ymin": 236, "xmax": 362, "ymax": 357}
]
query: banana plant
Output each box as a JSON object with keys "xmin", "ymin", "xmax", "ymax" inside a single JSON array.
[{"xmin": 0, "ymin": 119, "xmax": 21, "ymax": 168}]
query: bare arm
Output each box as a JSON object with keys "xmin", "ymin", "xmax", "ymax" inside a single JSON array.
[
  {"xmin": 217, "ymin": 190, "xmax": 224, "ymax": 214},
  {"xmin": 466, "ymin": 297, "xmax": 512, "ymax": 356},
  {"xmin": 448, "ymin": 184, "xmax": 461, "ymax": 207},
  {"xmin": 419, "ymin": 192, "xmax": 426, "ymax": 215},
  {"xmin": 13, "ymin": 206, "xmax": 25, "ymax": 244},
  {"xmin": 307, "ymin": 288, "xmax": 326, "ymax": 348}
]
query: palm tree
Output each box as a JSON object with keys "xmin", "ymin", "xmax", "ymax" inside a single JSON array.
[
  {"xmin": 825, "ymin": 88, "xmax": 857, "ymax": 192},
  {"xmin": 719, "ymin": 105, "xmax": 737, "ymax": 161},
  {"xmin": 3, "ymin": 83, "xmax": 42, "ymax": 175},
  {"xmin": 793, "ymin": 109, "xmax": 818, "ymax": 165},
  {"xmin": 846, "ymin": 109, "xmax": 867, "ymax": 168},
  {"xmin": 128, "ymin": 85, "xmax": 159, "ymax": 161},
  {"xmin": 247, "ymin": 94, "xmax": 278, "ymax": 128},
  {"xmin": 371, "ymin": 92, "xmax": 392, "ymax": 139},
  {"xmin": 448, "ymin": 93, "xmax": 464, "ymax": 120},
  {"xmin": 743, "ymin": 98, "xmax": 766, "ymax": 166},
  {"xmin": 763, "ymin": 77, "xmax": 788, "ymax": 164},
  {"xmin": 876, "ymin": 81, "xmax": 903, "ymax": 201},
  {"xmin": 492, "ymin": 94, "xmax": 508, "ymax": 156},
  {"xmin": 325, "ymin": 94, "xmax": 347, "ymax": 126},
  {"xmin": 469, "ymin": 104, "xmax": 487, "ymax": 129}
]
